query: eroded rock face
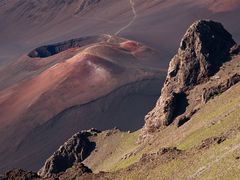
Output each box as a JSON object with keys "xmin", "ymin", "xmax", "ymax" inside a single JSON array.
[
  {"xmin": 139, "ymin": 20, "xmax": 236, "ymax": 141},
  {"xmin": 38, "ymin": 129, "xmax": 99, "ymax": 178},
  {"xmin": 170, "ymin": 19, "xmax": 235, "ymax": 87}
]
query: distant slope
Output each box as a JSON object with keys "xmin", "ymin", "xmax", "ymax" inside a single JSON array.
[{"xmin": 0, "ymin": 0, "xmax": 240, "ymax": 66}]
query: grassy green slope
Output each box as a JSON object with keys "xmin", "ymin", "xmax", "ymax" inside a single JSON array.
[
  {"xmin": 114, "ymin": 83, "xmax": 240, "ymax": 180},
  {"xmin": 84, "ymin": 82, "xmax": 240, "ymax": 180}
]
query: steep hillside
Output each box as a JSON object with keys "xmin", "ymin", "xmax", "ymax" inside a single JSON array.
[{"xmin": 92, "ymin": 73, "xmax": 240, "ymax": 180}]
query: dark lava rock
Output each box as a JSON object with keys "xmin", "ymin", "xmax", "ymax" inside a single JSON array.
[
  {"xmin": 230, "ymin": 44, "xmax": 240, "ymax": 55},
  {"xmin": 1, "ymin": 169, "xmax": 40, "ymax": 180},
  {"xmin": 139, "ymin": 20, "xmax": 236, "ymax": 141},
  {"xmin": 198, "ymin": 136, "xmax": 226, "ymax": 149},
  {"xmin": 57, "ymin": 163, "xmax": 92, "ymax": 179},
  {"xmin": 202, "ymin": 73, "xmax": 240, "ymax": 103},
  {"xmin": 38, "ymin": 129, "xmax": 99, "ymax": 178},
  {"xmin": 157, "ymin": 147, "xmax": 182, "ymax": 156}
]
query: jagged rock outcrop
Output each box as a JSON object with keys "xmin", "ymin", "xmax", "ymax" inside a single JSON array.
[
  {"xmin": 1, "ymin": 163, "xmax": 92, "ymax": 180},
  {"xmin": 57, "ymin": 163, "xmax": 92, "ymax": 179},
  {"xmin": 1, "ymin": 169, "xmax": 40, "ymax": 180},
  {"xmin": 139, "ymin": 20, "xmax": 237, "ymax": 141},
  {"xmin": 38, "ymin": 129, "xmax": 100, "ymax": 178},
  {"xmin": 202, "ymin": 73, "xmax": 240, "ymax": 103}
]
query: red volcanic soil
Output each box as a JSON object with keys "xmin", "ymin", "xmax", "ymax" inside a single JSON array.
[
  {"xmin": 0, "ymin": 52, "xmax": 131, "ymax": 127},
  {"xmin": 120, "ymin": 41, "xmax": 139, "ymax": 52}
]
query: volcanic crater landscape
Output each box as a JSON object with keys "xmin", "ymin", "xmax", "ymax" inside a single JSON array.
[{"xmin": 0, "ymin": 0, "xmax": 240, "ymax": 180}]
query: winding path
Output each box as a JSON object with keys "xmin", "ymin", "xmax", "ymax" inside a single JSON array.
[{"xmin": 115, "ymin": 0, "xmax": 136, "ymax": 35}]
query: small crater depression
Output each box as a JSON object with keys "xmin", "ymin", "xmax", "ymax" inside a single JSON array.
[{"xmin": 28, "ymin": 36, "xmax": 95, "ymax": 58}]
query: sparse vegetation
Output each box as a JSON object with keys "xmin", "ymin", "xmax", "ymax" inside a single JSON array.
[{"xmin": 82, "ymin": 83, "xmax": 240, "ymax": 180}]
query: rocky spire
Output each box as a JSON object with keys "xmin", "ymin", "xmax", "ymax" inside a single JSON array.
[{"xmin": 139, "ymin": 20, "xmax": 236, "ymax": 141}]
